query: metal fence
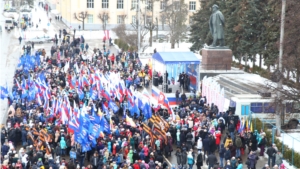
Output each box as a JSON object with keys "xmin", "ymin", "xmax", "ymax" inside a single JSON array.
[{"xmin": 251, "ymin": 116, "xmax": 300, "ymax": 167}]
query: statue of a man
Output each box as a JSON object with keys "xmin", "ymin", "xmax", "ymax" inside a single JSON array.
[{"xmin": 209, "ymin": 4, "xmax": 225, "ymax": 47}]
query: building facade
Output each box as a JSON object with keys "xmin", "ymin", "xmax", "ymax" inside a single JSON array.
[{"xmin": 47, "ymin": 0, "xmax": 201, "ymax": 30}]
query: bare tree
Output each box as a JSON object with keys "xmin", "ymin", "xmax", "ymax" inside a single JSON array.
[
  {"xmin": 74, "ymin": 11, "xmax": 88, "ymax": 30},
  {"xmin": 143, "ymin": 0, "xmax": 158, "ymax": 47},
  {"xmin": 161, "ymin": 0, "xmax": 188, "ymax": 48},
  {"xmin": 112, "ymin": 14, "xmax": 149, "ymax": 52},
  {"xmin": 98, "ymin": 12, "xmax": 110, "ymax": 30},
  {"xmin": 119, "ymin": 15, "xmax": 127, "ymax": 24}
]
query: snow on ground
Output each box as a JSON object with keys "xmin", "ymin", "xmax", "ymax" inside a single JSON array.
[{"xmin": 277, "ymin": 133, "xmax": 300, "ymax": 153}]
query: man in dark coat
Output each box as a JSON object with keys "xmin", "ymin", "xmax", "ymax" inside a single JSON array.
[
  {"xmin": 206, "ymin": 153, "xmax": 217, "ymax": 169},
  {"xmin": 203, "ymin": 136, "xmax": 210, "ymax": 157},
  {"xmin": 181, "ymin": 149, "xmax": 187, "ymax": 166},
  {"xmin": 175, "ymin": 148, "xmax": 182, "ymax": 166},
  {"xmin": 266, "ymin": 144, "xmax": 277, "ymax": 167}
]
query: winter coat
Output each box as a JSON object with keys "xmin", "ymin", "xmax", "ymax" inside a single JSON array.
[
  {"xmin": 266, "ymin": 147, "xmax": 277, "ymax": 157},
  {"xmin": 224, "ymin": 138, "xmax": 233, "ymax": 148},
  {"xmin": 203, "ymin": 137, "xmax": 210, "ymax": 151},
  {"xmin": 181, "ymin": 151, "xmax": 187, "ymax": 165},
  {"xmin": 219, "ymin": 144, "xmax": 225, "ymax": 158},
  {"xmin": 236, "ymin": 163, "xmax": 243, "ymax": 169},
  {"xmin": 215, "ymin": 132, "xmax": 221, "ymax": 145},
  {"xmin": 139, "ymin": 150, "xmax": 145, "ymax": 160},
  {"xmin": 187, "ymin": 154, "xmax": 194, "ymax": 165},
  {"xmin": 90, "ymin": 156, "xmax": 99, "ymax": 166},
  {"xmin": 128, "ymin": 150, "xmax": 133, "ymax": 163},
  {"xmin": 197, "ymin": 138, "xmax": 203, "ymax": 150},
  {"xmin": 275, "ymin": 153, "xmax": 283, "ymax": 165},
  {"xmin": 247, "ymin": 153, "xmax": 257, "ymax": 168},
  {"xmin": 148, "ymin": 160, "xmax": 156, "ymax": 169},
  {"xmin": 224, "ymin": 149, "xmax": 231, "ymax": 160},
  {"xmin": 175, "ymin": 151, "xmax": 182, "ymax": 165},
  {"xmin": 60, "ymin": 137, "xmax": 67, "ymax": 149},
  {"xmin": 196, "ymin": 153, "xmax": 203, "ymax": 167},
  {"xmin": 230, "ymin": 159, "xmax": 237, "ymax": 168},
  {"xmin": 206, "ymin": 154, "xmax": 217, "ymax": 166}
]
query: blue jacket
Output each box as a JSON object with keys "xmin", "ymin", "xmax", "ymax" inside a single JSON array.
[
  {"xmin": 60, "ymin": 137, "xmax": 67, "ymax": 149},
  {"xmin": 237, "ymin": 164, "xmax": 243, "ymax": 169},
  {"xmin": 187, "ymin": 156, "xmax": 194, "ymax": 165}
]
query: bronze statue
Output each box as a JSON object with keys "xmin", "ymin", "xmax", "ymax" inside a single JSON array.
[{"xmin": 209, "ymin": 4, "xmax": 225, "ymax": 47}]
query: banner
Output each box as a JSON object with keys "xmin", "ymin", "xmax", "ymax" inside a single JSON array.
[{"xmin": 186, "ymin": 64, "xmax": 198, "ymax": 91}]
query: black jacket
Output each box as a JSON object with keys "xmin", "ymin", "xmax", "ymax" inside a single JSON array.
[
  {"xmin": 206, "ymin": 154, "xmax": 217, "ymax": 166},
  {"xmin": 266, "ymin": 147, "xmax": 277, "ymax": 157}
]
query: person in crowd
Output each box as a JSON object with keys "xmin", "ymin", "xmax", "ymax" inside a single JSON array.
[
  {"xmin": 219, "ymin": 144, "xmax": 226, "ymax": 168},
  {"xmin": 196, "ymin": 152, "xmax": 203, "ymax": 169},
  {"xmin": 275, "ymin": 151, "xmax": 283, "ymax": 167},
  {"xmin": 246, "ymin": 151, "xmax": 258, "ymax": 169},
  {"xmin": 206, "ymin": 152, "xmax": 217, "ymax": 169},
  {"xmin": 266, "ymin": 144, "xmax": 277, "ymax": 167}
]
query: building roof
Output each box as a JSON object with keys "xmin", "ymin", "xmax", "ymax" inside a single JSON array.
[
  {"xmin": 152, "ymin": 52, "xmax": 200, "ymax": 65},
  {"xmin": 212, "ymin": 73, "xmax": 273, "ymax": 99}
]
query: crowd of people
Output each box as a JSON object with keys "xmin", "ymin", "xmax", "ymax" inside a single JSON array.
[{"xmin": 0, "ymin": 5, "xmax": 288, "ymax": 169}]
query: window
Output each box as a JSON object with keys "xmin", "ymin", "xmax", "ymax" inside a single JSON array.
[
  {"xmin": 131, "ymin": 0, "xmax": 137, "ymax": 9},
  {"xmin": 263, "ymin": 103, "xmax": 275, "ymax": 113},
  {"xmin": 189, "ymin": 1, "xmax": 196, "ymax": 11},
  {"xmin": 160, "ymin": 1, "xmax": 165, "ymax": 10},
  {"xmin": 117, "ymin": 0, "xmax": 124, "ymax": 9},
  {"xmin": 87, "ymin": 14, "xmax": 93, "ymax": 23},
  {"xmin": 102, "ymin": 0, "xmax": 109, "ymax": 8},
  {"xmin": 132, "ymin": 15, "xmax": 136, "ymax": 24},
  {"xmin": 146, "ymin": 0, "xmax": 152, "ymax": 10},
  {"xmin": 117, "ymin": 15, "xmax": 124, "ymax": 24},
  {"xmin": 250, "ymin": 102, "xmax": 263, "ymax": 113},
  {"xmin": 87, "ymin": 0, "xmax": 94, "ymax": 8}
]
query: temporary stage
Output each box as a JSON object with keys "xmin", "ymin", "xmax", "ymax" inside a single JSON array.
[{"xmin": 151, "ymin": 52, "xmax": 200, "ymax": 106}]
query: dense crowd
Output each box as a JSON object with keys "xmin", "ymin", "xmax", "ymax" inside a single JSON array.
[{"xmin": 0, "ymin": 9, "xmax": 287, "ymax": 169}]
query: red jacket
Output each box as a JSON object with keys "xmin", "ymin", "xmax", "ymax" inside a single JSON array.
[
  {"xmin": 133, "ymin": 163, "xmax": 140, "ymax": 169},
  {"xmin": 215, "ymin": 132, "xmax": 222, "ymax": 145}
]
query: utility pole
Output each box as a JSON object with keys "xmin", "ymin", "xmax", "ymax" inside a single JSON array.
[
  {"xmin": 18, "ymin": 0, "xmax": 23, "ymax": 28},
  {"xmin": 156, "ymin": 17, "xmax": 158, "ymax": 39},
  {"xmin": 276, "ymin": 0, "xmax": 286, "ymax": 136},
  {"xmin": 137, "ymin": 0, "xmax": 141, "ymax": 60}
]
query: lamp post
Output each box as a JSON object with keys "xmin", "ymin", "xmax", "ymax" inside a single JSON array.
[
  {"xmin": 155, "ymin": 17, "xmax": 158, "ymax": 39},
  {"xmin": 137, "ymin": 0, "xmax": 140, "ymax": 60},
  {"xmin": 276, "ymin": 0, "xmax": 286, "ymax": 136}
]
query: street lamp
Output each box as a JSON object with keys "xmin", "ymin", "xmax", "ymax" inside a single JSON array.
[{"xmin": 155, "ymin": 17, "xmax": 158, "ymax": 39}]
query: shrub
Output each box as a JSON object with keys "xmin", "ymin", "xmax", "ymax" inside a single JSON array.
[{"xmin": 252, "ymin": 118, "xmax": 300, "ymax": 168}]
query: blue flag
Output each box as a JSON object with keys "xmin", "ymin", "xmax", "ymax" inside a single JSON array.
[
  {"xmin": 143, "ymin": 102, "xmax": 152, "ymax": 120},
  {"xmin": 129, "ymin": 103, "xmax": 140, "ymax": 117},
  {"xmin": 82, "ymin": 143, "xmax": 91, "ymax": 152},
  {"xmin": 100, "ymin": 118, "xmax": 111, "ymax": 134},
  {"xmin": 108, "ymin": 101, "xmax": 119, "ymax": 113}
]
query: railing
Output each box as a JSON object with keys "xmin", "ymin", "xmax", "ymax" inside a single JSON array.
[
  {"xmin": 251, "ymin": 116, "xmax": 300, "ymax": 168},
  {"xmin": 201, "ymin": 64, "xmax": 230, "ymax": 71}
]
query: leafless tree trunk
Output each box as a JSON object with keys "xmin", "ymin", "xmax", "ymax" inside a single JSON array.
[
  {"xmin": 74, "ymin": 11, "xmax": 88, "ymax": 30},
  {"xmin": 98, "ymin": 12, "xmax": 110, "ymax": 30}
]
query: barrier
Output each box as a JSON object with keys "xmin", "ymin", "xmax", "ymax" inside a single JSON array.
[{"xmin": 250, "ymin": 115, "xmax": 300, "ymax": 168}]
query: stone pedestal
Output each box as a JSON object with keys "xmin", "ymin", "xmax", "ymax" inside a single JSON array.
[{"xmin": 201, "ymin": 48, "xmax": 232, "ymax": 70}]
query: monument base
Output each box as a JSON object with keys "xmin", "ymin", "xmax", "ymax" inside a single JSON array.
[{"xmin": 201, "ymin": 48, "xmax": 232, "ymax": 70}]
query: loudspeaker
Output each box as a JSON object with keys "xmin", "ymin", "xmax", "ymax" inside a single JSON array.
[
  {"xmin": 168, "ymin": 88, "xmax": 172, "ymax": 93},
  {"xmin": 153, "ymin": 77, "xmax": 159, "ymax": 86}
]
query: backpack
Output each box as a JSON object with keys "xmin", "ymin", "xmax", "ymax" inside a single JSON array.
[{"xmin": 235, "ymin": 137, "xmax": 242, "ymax": 147}]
